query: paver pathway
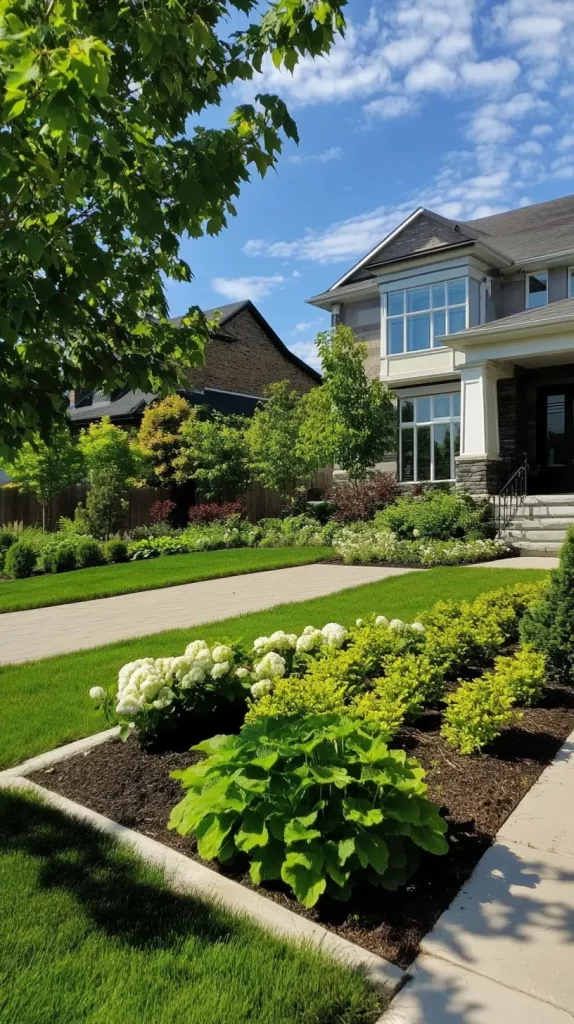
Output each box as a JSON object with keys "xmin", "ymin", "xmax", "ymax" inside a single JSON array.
[
  {"xmin": 387, "ymin": 729, "xmax": 574, "ymax": 1022},
  {"xmin": 470, "ymin": 555, "xmax": 559, "ymax": 569},
  {"xmin": 0, "ymin": 563, "xmax": 414, "ymax": 664}
]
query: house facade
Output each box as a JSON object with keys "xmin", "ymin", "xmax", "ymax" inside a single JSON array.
[
  {"xmin": 70, "ymin": 299, "xmax": 320, "ymax": 426},
  {"xmin": 307, "ymin": 193, "xmax": 574, "ymax": 498}
]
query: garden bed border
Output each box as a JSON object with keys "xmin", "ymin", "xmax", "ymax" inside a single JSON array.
[{"xmin": 0, "ymin": 728, "xmax": 407, "ymax": 1000}]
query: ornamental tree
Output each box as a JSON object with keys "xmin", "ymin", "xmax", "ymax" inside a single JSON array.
[
  {"xmin": 138, "ymin": 395, "xmax": 193, "ymax": 487},
  {"xmin": 0, "ymin": 426, "xmax": 84, "ymax": 530},
  {"xmin": 0, "ymin": 0, "xmax": 346, "ymax": 456},
  {"xmin": 78, "ymin": 416, "xmax": 147, "ymax": 486},
  {"xmin": 298, "ymin": 325, "xmax": 396, "ymax": 482},
  {"xmin": 175, "ymin": 412, "xmax": 252, "ymax": 501},
  {"xmin": 246, "ymin": 381, "xmax": 312, "ymax": 497}
]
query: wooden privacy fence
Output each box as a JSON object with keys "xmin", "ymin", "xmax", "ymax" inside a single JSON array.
[{"xmin": 0, "ymin": 467, "xmax": 333, "ymax": 530}]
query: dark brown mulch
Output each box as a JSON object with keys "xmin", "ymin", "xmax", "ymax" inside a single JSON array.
[{"xmin": 30, "ymin": 682, "xmax": 574, "ymax": 969}]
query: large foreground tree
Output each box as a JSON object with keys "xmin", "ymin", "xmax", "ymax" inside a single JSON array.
[{"xmin": 0, "ymin": 0, "xmax": 346, "ymax": 456}]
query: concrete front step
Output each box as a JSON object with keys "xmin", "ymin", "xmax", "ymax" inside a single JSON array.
[
  {"xmin": 523, "ymin": 493, "xmax": 574, "ymax": 504},
  {"xmin": 506, "ymin": 539, "xmax": 563, "ymax": 554},
  {"xmin": 508, "ymin": 517, "xmax": 574, "ymax": 529},
  {"xmin": 505, "ymin": 528, "xmax": 569, "ymax": 543}
]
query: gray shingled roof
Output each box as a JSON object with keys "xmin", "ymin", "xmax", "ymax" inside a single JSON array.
[
  {"xmin": 169, "ymin": 300, "xmax": 246, "ymax": 329},
  {"xmin": 449, "ymin": 295, "xmax": 574, "ymax": 341},
  {"xmin": 69, "ymin": 389, "xmax": 156, "ymax": 422},
  {"xmin": 462, "ymin": 194, "xmax": 574, "ymax": 264}
]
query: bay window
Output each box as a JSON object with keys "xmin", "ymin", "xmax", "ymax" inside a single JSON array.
[
  {"xmin": 387, "ymin": 278, "xmax": 468, "ymax": 355},
  {"xmin": 400, "ymin": 393, "xmax": 461, "ymax": 482}
]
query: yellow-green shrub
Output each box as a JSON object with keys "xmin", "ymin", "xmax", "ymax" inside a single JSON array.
[
  {"xmin": 352, "ymin": 654, "xmax": 444, "ymax": 737},
  {"xmin": 490, "ymin": 645, "xmax": 546, "ymax": 706},
  {"xmin": 246, "ymin": 671, "xmax": 348, "ymax": 722}
]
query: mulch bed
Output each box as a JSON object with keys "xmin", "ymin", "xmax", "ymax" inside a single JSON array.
[{"xmin": 30, "ymin": 683, "xmax": 574, "ymax": 969}]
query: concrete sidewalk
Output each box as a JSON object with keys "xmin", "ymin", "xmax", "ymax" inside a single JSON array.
[
  {"xmin": 387, "ymin": 729, "xmax": 574, "ymax": 1022},
  {"xmin": 470, "ymin": 555, "xmax": 558, "ymax": 569},
  {"xmin": 0, "ymin": 563, "xmax": 415, "ymax": 664}
]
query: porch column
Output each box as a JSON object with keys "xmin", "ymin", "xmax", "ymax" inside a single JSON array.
[{"xmin": 456, "ymin": 362, "xmax": 510, "ymax": 495}]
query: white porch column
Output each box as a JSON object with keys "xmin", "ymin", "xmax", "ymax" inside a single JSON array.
[
  {"xmin": 457, "ymin": 362, "xmax": 512, "ymax": 495},
  {"xmin": 460, "ymin": 362, "xmax": 503, "ymax": 459}
]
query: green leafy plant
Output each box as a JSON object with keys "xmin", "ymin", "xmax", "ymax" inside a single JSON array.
[
  {"xmin": 247, "ymin": 382, "xmax": 312, "ymax": 498},
  {"xmin": 175, "ymin": 412, "xmax": 252, "ymax": 500},
  {"xmin": 0, "ymin": 0, "xmax": 347, "ymax": 454},
  {"xmin": 0, "ymin": 427, "xmax": 84, "ymax": 530},
  {"xmin": 0, "ymin": 530, "xmax": 17, "ymax": 573},
  {"xmin": 138, "ymin": 396, "xmax": 194, "ymax": 487},
  {"xmin": 4, "ymin": 541, "xmax": 37, "ymax": 579},
  {"xmin": 83, "ymin": 465, "xmax": 128, "ymax": 539},
  {"xmin": 103, "ymin": 539, "xmax": 129, "ymax": 564},
  {"xmin": 42, "ymin": 541, "xmax": 78, "ymax": 574},
  {"xmin": 377, "ymin": 490, "xmax": 491, "ymax": 541},
  {"xmin": 520, "ymin": 527, "xmax": 574, "ymax": 684},
  {"xmin": 75, "ymin": 537, "xmax": 106, "ymax": 569},
  {"xmin": 169, "ymin": 714, "xmax": 448, "ymax": 908}
]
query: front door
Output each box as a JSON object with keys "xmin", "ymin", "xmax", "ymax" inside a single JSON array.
[{"xmin": 537, "ymin": 386, "xmax": 574, "ymax": 492}]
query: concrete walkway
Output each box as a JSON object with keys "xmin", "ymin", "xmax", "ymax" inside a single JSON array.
[
  {"xmin": 0, "ymin": 563, "xmax": 414, "ymax": 665},
  {"xmin": 470, "ymin": 555, "xmax": 559, "ymax": 569},
  {"xmin": 387, "ymin": 729, "xmax": 574, "ymax": 1022}
]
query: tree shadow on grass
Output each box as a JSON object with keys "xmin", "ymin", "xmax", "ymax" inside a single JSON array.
[{"xmin": 0, "ymin": 789, "xmax": 236, "ymax": 951}]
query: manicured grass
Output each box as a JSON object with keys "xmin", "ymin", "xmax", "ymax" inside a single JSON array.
[
  {"xmin": 0, "ymin": 789, "xmax": 382, "ymax": 1024},
  {"xmin": 0, "ymin": 547, "xmax": 331, "ymax": 613},
  {"xmin": 0, "ymin": 566, "xmax": 547, "ymax": 769}
]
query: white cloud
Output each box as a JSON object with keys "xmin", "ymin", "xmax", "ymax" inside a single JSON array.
[
  {"xmin": 507, "ymin": 16, "xmax": 564, "ymax": 43},
  {"xmin": 516, "ymin": 140, "xmax": 543, "ymax": 154},
  {"xmin": 382, "ymin": 36, "xmax": 430, "ymax": 67},
  {"xmin": 211, "ymin": 275, "xmax": 286, "ymax": 302},
  {"xmin": 435, "ymin": 32, "xmax": 473, "ymax": 60},
  {"xmin": 288, "ymin": 339, "xmax": 322, "ymax": 372},
  {"xmin": 289, "ymin": 146, "xmax": 343, "ymax": 165},
  {"xmin": 557, "ymin": 133, "xmax": 574, "ymax": 151},
  {"xmin": 467, "ymin": 114, "xmax": 514, "ymax": 145},
  {"xmin": 405, "ymin": 59, "xmax": 457, "ymax": 93},
  {"xmin": 363, "ymin": 95, "xmax": 417, "ymax": 120},
  {"xmin": 460, "ymin": 58, "xmax": 520, "ymax": 88},
  {"xmin": 532, "ymin": 123, "xmax": 553, "ymax": 136}
]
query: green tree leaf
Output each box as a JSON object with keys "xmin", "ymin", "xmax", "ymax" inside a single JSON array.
[
  {"xmin": 235, "ymin": 808, "xmax": 269, "ymax": 853},
  {"xmin": 196, "ymin": 811, "xmax": 238, "ymax": 861},
  {"xmin": 342, "ymin": 798, "xmax": 384, "ymax": 827}
]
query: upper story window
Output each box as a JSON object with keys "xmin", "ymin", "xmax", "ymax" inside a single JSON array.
[
  {"xmin": 386, "ymin": 278, "xmax": 467, "ymax": 356},
  {"xmin": 526, "ymin": 271, "xmax": 548, "ymax": 308}
]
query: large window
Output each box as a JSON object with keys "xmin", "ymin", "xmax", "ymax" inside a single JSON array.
[
  {"xmin": 400, "ymin": 393, "xmax": 461, "ymax": 482},
  {"xmin": 526, "ymin": 271, "xmax": 548, "ymax": 308},
  {"xmin": 386, "ymin": 278, "xmax": 467, "ymax": 355}
]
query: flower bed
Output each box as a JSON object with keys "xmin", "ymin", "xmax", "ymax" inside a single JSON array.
[{"xmin": 27, "ymin": 572, "xmax": 573, "ymax": 967}]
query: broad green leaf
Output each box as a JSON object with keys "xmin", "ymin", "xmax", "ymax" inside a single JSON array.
[
  {"xmin": 355, "ymin": 832, "xmax": 389, "ymax": 875},
  {"xmin": 338, "ymin": 836, "xmax": 356, "ymax": 864},
  {"xmin": 281, "ymin": 848, "xmax": 326, "ymax": 908},
  {"xmin": 343, "ymin": 798, "xmax": 384, "ymax": 827},
  {"xmin": 283, "ymin": 818, "xmax": 321, "ymax": 845},
  {"xmin": 310, "ymin": 764, "xmax": 351, "ymax": 788},
  {"xmin": 408, "ymin": 825, "xmax": 449, "ymax": 856},
  {"xmin": 235, "ymin": 808, "xmax": 269, "ymax": 853},
  {"xmin": 249, "ymin": 839, "xmax": 285, "ymax": 885},
  {"xmin": 196, "ymin": 811, "xmax": 237, "ymax": 861},
  {"xmin": 323, "ymin": 841, "xmax": 350, "ymax": 888}
]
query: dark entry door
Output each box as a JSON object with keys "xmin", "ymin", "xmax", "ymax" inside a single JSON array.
[{"xmin": 537, "ymin": 386, "xmax": 574, "ymax": 492}]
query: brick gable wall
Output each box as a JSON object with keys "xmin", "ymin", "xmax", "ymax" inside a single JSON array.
[{"xmin": 188, "ymin": 305, "xmax": 317, "ymax": 397}]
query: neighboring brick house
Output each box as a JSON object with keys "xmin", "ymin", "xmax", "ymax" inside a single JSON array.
[{"xmin": 69, "ymin": 300, "xmax": 320, "ymax": 425}]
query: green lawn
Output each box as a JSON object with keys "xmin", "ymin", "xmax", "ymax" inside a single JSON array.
[
  {"xmin": 0, "ymin": 788, "xmax": 381, "ymax": 1024},
  {"xmin": 0, "ymin": 547, "xmax": 331, "ymax": 613},
  {"xmin": 0, "ymin": 566, "xmax": 547, "ymax": 769}
]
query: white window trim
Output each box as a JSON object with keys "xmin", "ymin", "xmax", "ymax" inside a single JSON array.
[
  {"xmin": 399, "ymin": 393, "xmax": 461, "ymax": 484},
  {"xmin": 525, "ymin": 270, "xmax": 549, "ymax": 309},
  {"xmin": 383, "ymin": 278, "xmax": 468, "ymax": 358}
]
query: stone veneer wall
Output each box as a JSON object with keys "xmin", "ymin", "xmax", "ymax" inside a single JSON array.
[{"xmin": 456, "ymin": 457, "xmax": 501, "ymax": 496}]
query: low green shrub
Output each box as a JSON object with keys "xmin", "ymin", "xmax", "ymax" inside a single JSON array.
[
  {"xmin": 0, "ymin": 530, "xmax": 17, "ymax": 573},
  {"xmin": 128, "ymin": 535, "xmax": 188, "ymax": 559},
  {"xmin": 75, "ymin": 537, "xmax": 106, "ymax": 569},
  {"xmin": 169, "ymin": 714, "xmax": 448, "ymax": 908},
  {"xmin": 258, "ymin": 515, "xmax": 333, "ymax": 549},
  {"xmin": 103, "ymin": 539, "xmax": 129, "ymax": 563},
  {"xmin": 333, "ymin": 525, "xmax": 509, "ymax": 567},
  {"xmin": 4, "ymin": 541, "xmax": 37, "ymax": 579},
  {"xmin": 520, "ymin": 526, "xmax": 574, "ymax": 685},
  {"xmin": 43, "ymin": 543, "xmax": 78, "ymax": 574},
  {"xmin": 441, "ymin": 646, "xmax": 546, "ymax": 755},
  {"xmin": 376, "ymin": 490, "xmax": 492, "ymax": 541}
]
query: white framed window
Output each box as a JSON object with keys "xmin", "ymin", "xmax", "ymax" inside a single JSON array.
[
  {"xmin": 399, "ymin": 393, "xmax": 461, "ymax": 483},
  {"xmin": 569, "ymin": 268, "xmax": 574, "ymax": 298},
  {"xmin": 386, "ymin": 278, "xmax": 468, "ymax": 356},
  {"xmin": 526, "ymin": 271, "xmax": 548, "ymax": 309}
]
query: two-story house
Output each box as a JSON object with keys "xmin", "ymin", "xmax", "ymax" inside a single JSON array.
[{"xmin": 307, "ymin": 194, "xmax": 574, "ymax": 535}]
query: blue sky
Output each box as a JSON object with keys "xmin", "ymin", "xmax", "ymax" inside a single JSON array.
[{"xmin": 165, "ymin": 0, "xmax": 574, "ymax": 371}]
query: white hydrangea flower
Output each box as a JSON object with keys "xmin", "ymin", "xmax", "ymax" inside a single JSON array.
[
  {"xmin": 254, "ymin": 651, "xmax": 286, "ymax": 679},
  {"xmin": 268, "ymin": 630, "xmax": 298, "ymax": 651},
  {"xmin": 140, "ymin": 676, "xmax": 165, "ymax": 700},
  {"xmin": 389, "ymin": 618, "xmax": 405, "ymax": 631},
  {"xmin": 296, "ymin": 626, "xmax": 324, "ymax": 653},
  {"xmin": 356, "ymin": 618, "xmax": 365, "ymax": 627},
  {"xmin": 179, "ymin": 664, "xmax": 206, "ymax": 689},
  {"xmin": 375, "ymin": 615, "xmax": 389, "ymax": 627},
  {"xmin": 152, "ymin": 687, "xmax": 176, "ymax": 710},
  {"xmin": 251, "ymin": 679, "xmax": 273, "ymax": 698},
  {"xmin": 413, "ymin": 528, "xmax": 420, "ymax": 538},
  {"xmin": 321, "ymin": 622, "xmax": 348, "ymax": 648},
  {"xmin": 235, "ymin": 667, "xmax": 250, "ymax": 679},
  {"xmin": 185, "ymin": 640, "xmax": 211, "ymax": 660},
  {"xmin": 211, "ymin": 661, "xmax": 232, "ymax": 680},
  {"xmin": 211, "ymin": 644, "xmax": 234, "ymax": 664},
  {"xmin": 410, "ymin": 621, "xmax": 425, "ymax": 633},
  {"xmin": 89, "ymin": 686, "xmax": 107, "ymax": 701},
  {"xmin": 253, "ymin": 636, "xmax": 269, "ymax": 654},
  {"xmin": 116, "ymin": 697, "xmax": 141, "ymax": 717}
]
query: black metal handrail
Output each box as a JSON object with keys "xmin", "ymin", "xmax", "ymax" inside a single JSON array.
[{"xmin": 493, "ymin": 453, "xmax": 528, "ymax": 534}]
